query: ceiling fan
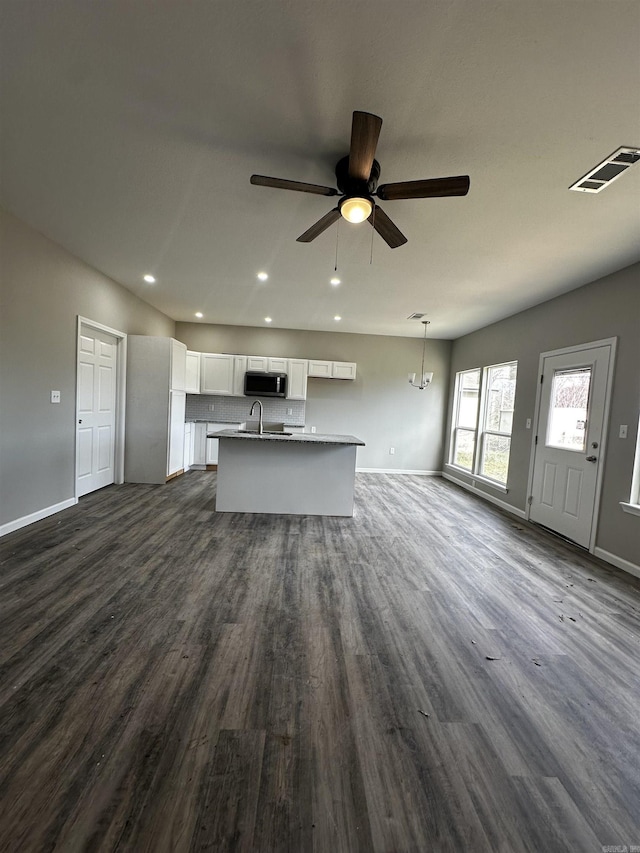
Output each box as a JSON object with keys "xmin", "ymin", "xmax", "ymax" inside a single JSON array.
[{"xmin": 250, "ymin": 111, "xmax": 470, "ymax": 249}]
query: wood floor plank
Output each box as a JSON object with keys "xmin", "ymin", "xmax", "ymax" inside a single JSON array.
[{"xmin": 0, "ymin": 471, "xmax": 639, "ymax": 850}]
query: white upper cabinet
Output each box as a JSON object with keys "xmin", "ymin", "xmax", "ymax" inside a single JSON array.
[
  {"xmin": 287, "ymin": 359, "xmax": 308, "ymax": 399},
  {"xmin": 268, "ymin": 356, "xmax": 288, "ymax": 373},
  {"xmin": 308, "ymin": 359, "xmax": 356, "ymax": 380},
  {"xmin": 185, "ymin": 351, "xmax": 201, "ymax": 394},
  {"xmin": 201, "ymin": 353, "xmax": 234, "ymax": 395},
  {"xmin": 332, "ymin": 361, "xmax": 357, "ymax": 380},
  {"xmin": 170, "ymin": 340, "xmax": 187, "ymax": 391},
  {"xmin": 233, "ymin": 355, "xmax": 247, "ymax": 396},
  {"xmin": 307, "ymin": 359, "xmax": 333, "ymax": 378},
  {"xmin": 246, "ymin": 355, "xmax": 268, "ymax": 372},
  {"xmin": 190, "ymin": 350, "xmax": 355, "ymax": 395}
]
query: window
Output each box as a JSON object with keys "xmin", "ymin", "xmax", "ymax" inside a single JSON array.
[
  {"xmin": 621, "ymin": 414, "xmax": 640, "ymax": 517},
  {"xmin": 450, "ymin": 361, "xmax": 518, "ymax": 486}
]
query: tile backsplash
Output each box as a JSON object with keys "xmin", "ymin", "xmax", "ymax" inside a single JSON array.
[{"xmin": 185, "ymin": 394, "xmax": 305, "ymax": 426}]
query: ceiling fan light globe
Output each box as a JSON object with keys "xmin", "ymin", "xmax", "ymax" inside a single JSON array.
[{"xmin": 340, "ymin": 196, "xmax": 373, "ymax": 224}]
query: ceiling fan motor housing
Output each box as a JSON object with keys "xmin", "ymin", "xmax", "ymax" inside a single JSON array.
[{"xmin": 335, "ymin": 155, "xmax": 380, "ymax": 197}]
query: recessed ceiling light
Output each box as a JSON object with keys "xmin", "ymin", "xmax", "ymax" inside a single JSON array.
[
  {"xmin": 257, "ymin": 271, "xmax": 269, "ymax": 281},
  {"xmin": 264, "ymin": 317, "xmax": 272, "ymax": 323},
  {"xmin": 330, "ymin": 277, "xmax": 341, "ymax": 286},
  {"xmin": 143, "ymin": 274, "xmax": 156, "ymax": 283},
  {"xmin": 334, "ymin": 315, "xmax": 342, "ymax": 322},
  {"xmin": 195, "ymin": 312, "xmax": 203, "ymax": 319}
]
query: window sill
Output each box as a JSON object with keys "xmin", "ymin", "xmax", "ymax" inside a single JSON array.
[
  {"xmin": 445, "ymin": 464, "xmax": 509, "ymax": 493},
  {"xmin": 620, "ymin": 502, "xmax": 640, "ymax": 517}
]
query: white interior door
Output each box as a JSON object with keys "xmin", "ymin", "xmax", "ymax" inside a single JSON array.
[
  {"xmin": 76, "ymin": 325, "xmax": 118, "ymax": 497},
  {"xmin": 529, "ymin": 343, "xmax": 613, "ymax": 548}
]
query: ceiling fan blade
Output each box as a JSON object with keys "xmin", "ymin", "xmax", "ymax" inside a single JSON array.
[
  {"xmin": 348, "ymin": 111, "xmax": 383, "ymax": 182},
  {"xmin": 367, "ymin": 204, "xmax": 407, "ymax": 249},
  {"xmin": 251, "ymin": 174, "xmax": 338, "ymax": 196},
  {"xmin": 377, "ymin": 175, "xmax": 470, "ymax": 201},
  {"xmin": 296, "ymin": 208, "xmax": 341, "ymax": 243}
]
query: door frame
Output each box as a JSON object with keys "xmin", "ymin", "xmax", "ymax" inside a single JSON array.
[
  {"xmin": 525, "ymin": 337, "xmax": 617, "ymax": 553},
  {"xmin": 75, "ymin": 317, "xmax": 127, "ymax": 498}
]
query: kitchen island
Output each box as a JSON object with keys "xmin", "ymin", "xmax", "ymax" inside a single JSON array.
[{"xmin": 210, "ymin": 430, "xmax": 365, "ymax": 516}]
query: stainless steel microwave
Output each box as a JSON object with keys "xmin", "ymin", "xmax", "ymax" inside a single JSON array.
[{"xmin": 243, "ymin": 371, "xmax": 287, "ymax": 397}]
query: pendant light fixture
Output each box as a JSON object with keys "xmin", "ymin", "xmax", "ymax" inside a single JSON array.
[{"xmin": 408, "ymin": 320, "xmax": 434, "ymax": 389}]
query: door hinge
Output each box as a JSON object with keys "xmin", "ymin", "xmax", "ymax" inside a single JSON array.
[
  {"xmin": 528, "ymin": 495, "xmax": 533, "ymax": 505},
  {"xmin": 535, "ymin": 435, "xmax": 538, "ymax": 445},
  {"xmin": 540, "ymin": 374, "xmax": 544, "ymax": 384}
]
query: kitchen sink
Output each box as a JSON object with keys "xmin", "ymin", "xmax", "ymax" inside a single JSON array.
[
  {"xmin": 236, "ymin": 421, "xmax": 292, "ymax": 435},
  {"xmin": 236, "ymin": 428, "xmax": 292, "ymax": 436}
]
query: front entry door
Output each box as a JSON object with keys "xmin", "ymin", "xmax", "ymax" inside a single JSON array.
[
  {"xmin": 76, "ymin": 324, "xmax": 118, "ymax": 497},
  {"xmin": 529, "ymin": 342, "xmax": 613, "ymax": 548}
]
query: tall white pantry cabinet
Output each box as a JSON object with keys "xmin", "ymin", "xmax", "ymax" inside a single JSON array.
[{"xmin": 125, "ymin": 336, "xmax": 187, "ymax": 484}]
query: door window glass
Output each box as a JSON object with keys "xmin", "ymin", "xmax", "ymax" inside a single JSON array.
[{"xmin": 547, "ymin": 367, "xmax": 591, "ymax": 451}]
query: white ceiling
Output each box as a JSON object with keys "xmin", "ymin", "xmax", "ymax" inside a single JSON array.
[{"xmin": 1, "ymin": 1, "xmax": 639, "ymax": 339}]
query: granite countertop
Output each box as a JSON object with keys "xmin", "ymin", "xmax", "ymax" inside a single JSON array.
[{"xmin": 209, "ymin": 429, "xmax": 365, "ymax": 446}]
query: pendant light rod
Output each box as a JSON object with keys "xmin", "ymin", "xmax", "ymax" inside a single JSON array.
[{"xmin": 408, "ymin": 320, "xmax": 434, "ymax": 390}]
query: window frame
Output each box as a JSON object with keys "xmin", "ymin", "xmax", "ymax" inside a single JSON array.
[
  {"xmin": 621, "ymin": 413, "xmax": 640, "ymax": 517},
  {"xmin": 449, "ymin": 360, "xmax": 518, "ymax": 489}
]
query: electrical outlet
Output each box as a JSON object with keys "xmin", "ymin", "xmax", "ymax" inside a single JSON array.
[
  {"xmin": 619, "ymin": 424, "xmax": 628, "ymax": 439},
  {"xmin": 311, "ymin": 426, "xmax": 316, "ymax": 433},
  {"xmin": 287, "ymin": 408, "xmax": 293, "ymax": 416},
  {"xmin": 389, "ymin": 447, "xmax": 395, "ymax": 455},
  {"xmin": 50, "ymin": 390, "xmax": 61, "ymax": 403},
  {"xmin": 209, "ymin": 403, "xmax": 215, "ymax": 411}
]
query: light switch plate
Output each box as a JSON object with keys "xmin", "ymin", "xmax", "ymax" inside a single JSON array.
[
  {"xmin": 619, "ymin": 424, "xmax": 628, "ymax": 439},
  {"xmin": 50, "ymin": 390, "xmax": 61, "ymax": 403}
]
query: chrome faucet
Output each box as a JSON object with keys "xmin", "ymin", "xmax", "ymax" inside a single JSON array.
[{"xmin": 249, "ymin": 400, "xmax": 264, "ymax": 434}]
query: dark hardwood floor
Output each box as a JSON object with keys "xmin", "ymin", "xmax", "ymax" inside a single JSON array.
[{"xmin": 1, "ymin": 472, "xmax": 639, "ymax": 852}]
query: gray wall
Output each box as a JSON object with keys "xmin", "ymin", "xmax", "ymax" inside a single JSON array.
[
  {"xmin": 446, "ymin": 262, "xmax": 640, "ymax": 567},
  {"xmin": 0, "ymin": 210, "xmax": 175, "ymax": 527},
  {"xmin": 175, "ymin": 323, "xmax": 452, "ymax": 472}
]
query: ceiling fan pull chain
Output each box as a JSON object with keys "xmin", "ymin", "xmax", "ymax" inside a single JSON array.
[
  {"xmin": 370, "ymin": 205, "xmax": 375, "ymax": 265},
  {"xmin": 334, "ymin": 217, "xmax": 340, "ymax": 271}
]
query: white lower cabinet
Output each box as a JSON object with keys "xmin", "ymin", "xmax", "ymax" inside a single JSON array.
[
  {"xmin": 206, "ymin": 422, "xmax": 229, "ymax": 465},
  {"xmin": 183, "ymin": 421, "xmax": 193, "ymax": 470}
]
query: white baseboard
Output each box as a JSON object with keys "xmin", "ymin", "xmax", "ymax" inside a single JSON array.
[
  {"xmin": 593, "ymin": 547, "xmax": 640, "ymax": 580},
  {"xmin": 443, "ymin": 471, "xmax": 528, "ymax": 519},
  {"xmin": 356, "ymin": 468, "xmax": 442, "ymax": 476},
  {"xmin": 0, "ymin": 497, "xmax": 78, "ymax": 538}
]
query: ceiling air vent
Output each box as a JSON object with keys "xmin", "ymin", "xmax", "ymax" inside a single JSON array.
[
  {"xmin": 569, "ymin": 147, "xmax": 640, "ymax": 193},
  {"xmin": 407, "ymin": 312, "xmax": 426, "ymax": 320}
]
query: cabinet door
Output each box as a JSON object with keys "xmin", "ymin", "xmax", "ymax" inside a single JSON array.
[
  {"xmin": 246, "ymin": 356, "xmax": 268, "ymax": 372},
  {"xmin": 167, "ymin": 391, "xmax": 186, "ymax": 475},
  {"xmin": 193, "ymin": 423, "xmax": 207, "ymax": 465},
  {"xmin": 233, "ymin": 355, "xmax": 247, "ymax": 396},
  {"xmin": 268, "ymin": 356, "xmax": 288, "ymax": 373},
  {"xmin": 308, "ymin": 359, "xmax": 332, "ymax": 378},
  {"xmin": 185, "ymin": 351, "xmax": 201, "ymax": 394},
  {"xmin": 206, "ymin": 423, "xmax": 227, "ymax": 465},
  {"xmin": 201, "ymin": 353, "xmax": 234, "ymax": 395},
  {"xmin": 332, "ymin": 361, "xmax": 357, "ymax": 380},
  {"xmin": 287, "ymin": 359, "xmax": 308, "ymax": 399},
  {"xmin": 171, "ymin": 340, "xmax": 187, "ymax": 391},
  {"xmin": 183, "ymin": 423, "xmax": 192, "ymax": 470}
]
